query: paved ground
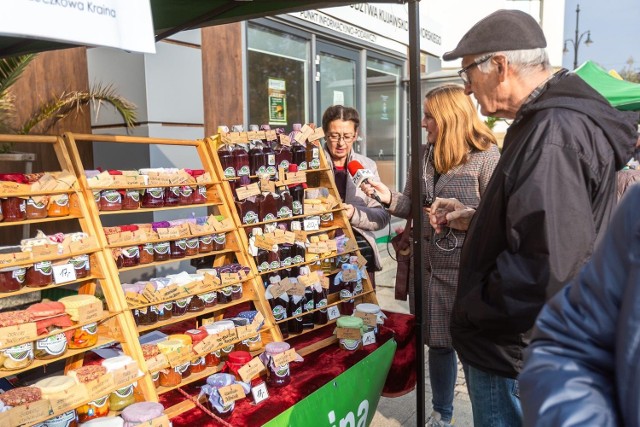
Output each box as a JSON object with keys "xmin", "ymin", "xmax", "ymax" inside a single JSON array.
[{"xmin": 368, "ymin": 226, "xmax": 473, "ymax": 426}]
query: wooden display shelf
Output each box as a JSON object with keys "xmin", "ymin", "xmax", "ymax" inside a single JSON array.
[
  {"xmin": 105, "ymin": 227, "xmax": 234, "ymax": 249},
  {"xmin": 254, "ymin": 248, "xmax": 358, "ymax": 277},
  {"xmin": 221, "ymin": 166, "xmax": 331, "ymax": 182},
  {"xmin": 237, "ymin": 206, "xmax": 345, "ymax": 229},
  {"xmin": 274, "ymin": 290, "xmax": 375, "ymax": 325},
  {"xmin": 0, "ymin": 188, "xmax": 77, "ymax": 198},
  {"xmin": 0, "ymin": 213, "xmax": 83, "ymax": 227},
  {"xmin": 88, "ymin": 181, "xmax": 219, "ymax": 191},
  {"xmin": 0, "ymin": 274, "xmax": 104, "ymax": 298},
  {"xmin": 98, "ymin": 200, "xmax": 223, "ymax": 216},
  {"xmin": 156, "ymin": 364, "xmax": 223, "ymax": 395},
  {"xmin": 115, "ymin": 248, "xmax": 236, "ymax": 272},
  {"xmin": 1, "ymin": 247, "xmax": 101, "ymax": 269}
]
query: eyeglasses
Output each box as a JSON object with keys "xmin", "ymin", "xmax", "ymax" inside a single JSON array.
[
  {"xmin": 327, "ymin": 133, "xmax": 356, "ymax": 143},
  {"xmin": 458, "ymin": 54, "xmax": 493, "ymax": 85}
]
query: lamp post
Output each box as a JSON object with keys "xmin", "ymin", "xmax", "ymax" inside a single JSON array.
[{"xmin": 563, "ymin": 4, "xmax": 593, "ymax": 69}]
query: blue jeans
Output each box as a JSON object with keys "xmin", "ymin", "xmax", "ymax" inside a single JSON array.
[
  {"xmin": 428, "ymin": 347, "xmax": 457, "ymax": 422},
  {"xmin": 466, "ymin": 364, "xmax": 522, "ymax": 427}
]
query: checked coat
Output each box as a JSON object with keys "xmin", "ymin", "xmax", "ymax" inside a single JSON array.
[{"xmin": 387, "ymin": 143, "xmax": 500, "ymax": 348}]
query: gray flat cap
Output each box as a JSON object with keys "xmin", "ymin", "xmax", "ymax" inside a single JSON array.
[{"xmin": 442, "ymin": 9, "xmax": 547, "ymax": 61}]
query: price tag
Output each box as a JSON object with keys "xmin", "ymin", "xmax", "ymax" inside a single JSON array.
[
  {"xmin": 0, "ymin": 180, "xmax": 31, "ymax": 195},
  {"xmin": 147, "ymin": 176, "xmax": 172, "ymax": 186},
  {"xmin": 287, "ymin": 280, "xmax": 307, "ymax": 297},
  {"xmin": 297, "ymin": 124, "xmax": 314, "ymax": 142},
  {"xmin": 9, "ymin": 399, "xmax": 53, "ymax": 426},
  {"xmin": 220, "ymin": 272, "xmax": 240, "ymax": 286},
  {"xmin": 145, "ymin": 353, "xmax": 169, "ymax": 372},
  {"xmin": 52, "ymin": 263, "xmax": 76, "ymax": 284},
  {"xmin": 309, "ymin": 127, "xmax": 325, "ymax": 143},
  {"xmin": 254, "ymin": 235, "xmax": 276, "ymax": 251},
  {"xmin": 307, "ymin": 242, "xmax": 329, "ymax": 254},
  {"xmin": 337, "ymin": 327, "xmax": 362, "ymax": 340},
  {"xmin": 293, "ymin": 229, "xmax": 307, "ymax": 242},
  {"xmin": 183, "ymin": 281, "xmax": 200, "ymax": 296},
  {"xmin": 212, "ymin": 329, "xmax": 238, "ymax": 348},
  {"xmin": 235, "ymin": 324, "xmax": 256, "ymax": 342},
  {"xmin": 342, "ymin": 268, "xmax": 358, "ymax": 282},
  {"xmin": 281, "ymin": 231, "xmax": 296, "ymax": 245},
  {"xmin": 269, "ymin": 278, "xmax": 292, "ymax": 299},
  {"xmin": 156, "ymin": 227, "xmax": 181, "ymax": 239},
  {"xmin": 50, "ymin": 383, "xmax": 87, "ymax": 413},
  {"xmin": 356, "ymin": 253, "xmax": 368, "ymax": 268},
  {"xmin": 326, "ymin": 240, "xmax": 338, "ymax": 252},
  {"xmin": 265, "ymin": 130, "xmax": 277, "ymax": 141},
  {"xmin": 125, "ymin": 292, "xmax": 147, "ymax": 306},
  {"xmin": 247, "ymin": 130, "xmax": 259, "ymax": 140},
  {"xmin": 251, "ymin": 381, "xmax": 270, "ymax": 404},
  {"xmin": 201, "ymin": 316, "xmax": 216, "ymax": 326},
  {"xmin": 0, "ymin": 322, "xmax": 37, "ymax": 347},
  {"xmin": 251, "ymin": 311, "xmax": 265, "ymax": 331},
  {"xmin": 193, "ymin": 334, "xmax": 218, "ymax": 356},
  {"xmin": 85, "ymin": 373, "xmax": 116, "ymax": 398},
  {"xmin": 219, "ymin": 383, "xmax": 246, "ymax": 405},
  {"xmin": 260, "ymin": 176, "xmax": 276, "ymax": 193},
  {"xmin": 202, "ymin": 272, "xmax": 220, "ymax": 286},
  {"xmin": 279, "ymin": 134, "xmax": 291, "ymax": 146},
  {"xmin": 297, "ymin": 271, "xmax": 319, "ymax": 287},
  {"xmin": 362, "ymin": 331, "xmax": 377, "ymax": 346},
  {"xmin": 142, "ymin": 284, "xmax": 159, "ymax": 303},
  {"xmin": 273, "ymin": 348, "xmax": 298, "ymax": 367},
  {"xmin": 284, "ymin": 171, "xmax": 307, "ymax": 185},
  {"xmin": 303, "ymin": 216, "xmax": 321, "ymax": 231},
  {"xmin": 77, "ymin": 301, "xmax": 103, "ymax": 323},
  {"xmin": 166, "ymin": 350, "xmax": 193, "ymax": 368},
  {"xmin": 194, "ymin": 280, "xmax": 214, "ymax": 294},
  {"xmin": 344, "ymin": 238, "xmax": 358, "ymax": 253},
  {"xmin": 113, "ymin": 361, "xmax": 140, "ymax": 385},
  {"xmin": 238, "ymin": 357, "xmax": 265, "ymax": 383},
  {"xmin": 354, "ymin": 311, "xmax": 378, "ymax": 327},
  {"xmin": 32, "ymin": 244, "xmax": 58, "ymax": 257},
  {"xmin": 0, "ymin": 251, "xmax": 32, "ymax": 266},
  {"xmin": 145, "ymin": 414, "xmax": 172, "ymax": 427},
  {"xmin": 69, "ymin": 236, "xmax": 97, "ymax": 252},
  {"xmin": 327, "ymin": 305, "xmax": 341, "ymax": 320},
  {"xmin": 304, "ymin": 203, "xmax": 326, "ymax": 215},
  {"xmin": 160, "ymin": 285, "xmax": 180, "ymax": 301},
  {"xmin": 236, "ymin": 183, "xmax": 261, "ymax": 200}
]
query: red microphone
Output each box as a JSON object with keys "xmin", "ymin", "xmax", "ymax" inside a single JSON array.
[{"xmin": 347, "ymin": 160, "xmax": 382, "ymax": 203}]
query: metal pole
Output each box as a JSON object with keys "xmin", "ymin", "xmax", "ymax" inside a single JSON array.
[
  {"xmin": 408, "ymin": 1, "xmax": 426, "ymax": 426},
  {"xmin": 573, "ymin": 4, "xmax": 580, "ymax": 70}
]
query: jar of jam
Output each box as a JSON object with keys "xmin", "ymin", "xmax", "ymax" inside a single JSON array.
[
  {"xmin": 1, "ymin": 197, "xmax": 26, "ymax": 222},
  {"xmin": 186, "ymin": 329, "xmax": 208, "ymax": 374},
  {"xmin": 117, "ymin": 189, "xmax": 139, "ymax": 210},
  {"xmin": 185, "ymin": 237, "xmax": 199, "ymax": 256},
  {"xmin": 69, "ymin": 254, "xmax": 90, "ymax": 278},
  {"xmin": 69, "ymin": 322, "xmax": 98, "ymax": 348},
  {"xmin": 151, "ymin": 371, "xmax": 160, "ymax": 389},
  {"xmin": 77, "ymin": 395, "xmax": 110, "ymax": 423},
  {"xmin": 204, "ymin": 350, "xmax": 221, "ymax": 368},
  {"xmin": 48, "ymin": 193, "xmax": 70, "ymax": 217},
  {"xmin": 192, "ymin": 185, "xmax": 208, "ymax": 204},
  {"xmin": 159, "ymin": 301, "xmax": 173, "ymax": 320},
  {"xmin": 0, "ymin": 266, "xmax": 26, "ymax": 293},
  {"xmin": 179, "ymin": 186, "xmax": 194, "ymax": 205},
  {"xmin": 218, "ymin": 286, "xmax": 233, "ymax": 304},
  {"xmin": 139, "ymin": 243, "xmax": 154, "ymax": 264},
  {"xmin": 42, "ymin": 410, "xmax": 78, "ymax": 427},
  {"xmin": 201, "ymin": 373, "xmax": 242, "ymax": 418},
  {"xmin": 121, "ymin": 246, "xmax": 140, "ymax": 267},
  {"xmin": 154, "ymin": 241, "xmax": 171, "ymax": 261},
  {"xmin": 337, "ymin": 316, "xmax": 364, "ymax": 351},
  {"xmin": 141, "ymin": 187, "xmax": 165, "ymax": 208},
  {"xmin": 262, "ymin": 342, "xmax": 292, "ymax": 387},
  {"xmin": 0, "ymin": 342, "xmax": 34, "ymax": 371},
  {"xmin": 187, "ymin": 295, "xmax": 205, "ymax": 312},
  {"xmin": 92, "ymin": 190, "xmax": 101, "ymax": 207},
  {"xmin": 198, "ymin": 235, "xmax": 214, "ymax": 253},
  {"xmin": 355, "ymin": 303, "xmax": 385, "ymax": 336},
  {"xmin": 159, "ymin": 367, "xmax": 182, "ymax": 388},
  {"xmin": 113, "ymin": 249, "xmax": 124, "ymax": 269},
  {"xmin": 35, "ymin": 330, "xmax": 68, "ymax": 359},
  {"xmin": 206, "ymin": 320, "xmax": 236, "ymax": 362},
  {"xmin": 172, "ymin": 298, "xmax": 189, "ymax": 317},
  {"xmin": 26, "ymin": 261, "xmax": 53, "ymax": 287},
  {"xmin": 26, "ymin": 197, "xmax": 48, "ymax": 219},
  {"xmin": 99, "ymin": 190, "xmax": 122, "ymax": 211},
  {"xmin": 200, "ymin": 291, "xmax": 217, "ymax": 308},
  {"xmin": 213, "ymin": 233, "xmax": 226, "ymax": 251},
  {"xmin": 164, "ymin": 186, "xmax": 181, "ymax": 206},
  {"xmin": 134, "ymin": 306, "xmax": 157, "ymax": 326},
  {"xmin": 231, "ymin": 284, "xmax": 243, "ymax": 301},
  {"xmin": 226, "ymin": 351, "xmax": 252, "ymax": 382},
  {"xmin": 102, "ymin": 356, "xmax": 137, "ymax": 411},
  {"xmin": 170, "ymin": 239, "xmax": 187, "ymax": 259}
]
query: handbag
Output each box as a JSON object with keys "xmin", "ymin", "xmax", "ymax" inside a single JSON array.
[{"xmin": 391, "ymin": 219, "xmax": 412, "ymax": 301}]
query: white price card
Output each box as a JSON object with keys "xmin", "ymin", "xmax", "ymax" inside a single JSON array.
[
  {"xmin": 362, "ymin": 331, "xmax": 376, "ymax": 346},
  {"xmin": 327, "ymin": 305, "xmax": 341, "ymax": 320},
  {"xmin": 53, "ymin": 263, "xmax": 77, "ymax": 284},
  {"xmin": 251, "ymin": 381, "xmax": 270, "ymax": 404},
  {"xmin": 303, "ymin": 216, "xmax": 321, "ymax": 231}
]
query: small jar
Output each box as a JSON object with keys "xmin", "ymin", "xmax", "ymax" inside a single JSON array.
[
  {"xmin": 201, "ymin": 373, "xmax": 238, "ymax": 418},
  {"xmin": 164, "ymin": 186, "xmax": 181, "ymax": 206},
  {"xmin": 141, "ymin": 187, "xmax": 165, "ymax": 208},
  {"xmin": 122, "ymin": 189, "xmax": 141, "ymax": 210},
  {"xmin": 154, "ymin": 241, "xmax": 171, "ymax": 261},
  {"xmin": 151, "ymin": 371, "xmax": 160, "ymax": 389},
  {"xmin": 231, "ymin": 284, "xmax": 243, "ymax": 301},
  {"xmin": 226, "ymin": 351, "xmax": 252, "ymax": 382},
  {"xmin": 35, "ymin": 330, "xmax": 68, "ymax": 359},
  {"xmin": 69, "ymin": 254, "xmax": 90, "ymax": 279},
  {"xmin": 170, "ymin": 239, "xmax": 187, "ymax": 259},
  {"xmin": 208, "ymin": 320, "xmax": 236, "ymax": 362},
  {"xmin": 99, "ymin": 189, "xmax": 122, "ymax": 211},
  {"xmin": 204, "ymin": 350, "xmax": 221, "ymax": 368},
  {"xmin": 172, "ymin": 298, "xmax": 189, "ymax": 317},
  {"xmin": 179, "ymin": 186, "xmax": 194, "ymax": 205},
  {"xmin": 200, "ymin": 291, "xmax": 217, "ymax": 308},
  {"xmin": 0, "ymin": 342, "xmax": 34, "ymax": 371},
  {"xmin": 26, "ymin": 261, "xmax": 53, "ymax": 287},
  {"xmin": 121, "ymin": 402, "xmax": 165, "ymax": 426},
  {"xmin": 113, "ymin": 249, "xmax": 124, "ymax": 269},
  {"xmin": 263, "ymin": 342, "xmax": 292, "ymax": 387},
  {"xmin": 26, "ymin": 198, "xmax": 48, "ymax": 219},
  {"xmin": 43, "ymin": 410, "xmax": 78, "ymax": 427},
  {"xmin": 185, "ymin": 237, "xmax": 199, "ymax": 256},
  {"xmin": 186, "ymin": 329, "xmax": 208, "ymax": 374},
  {"xmin": 157, "ymin": 302, "xmax": 173, "ymax": 321},
  {"xmin": 77, "ymin": 395, "xmax": 110, "ymax": 423},
  {"xmin": 134, "ymin": 306, "xmax": 157, "ymax": 326},
  {"xmin": 0, "ymin": 266, "xmax": 26, "ymax": 293},
  {"xmin": 187, "ymin": 295, "xmax": 205, "ymax": 313},
  {"xmin": 355, "ymin": 303, "xmax": 385, "ymax": 336},
  {"xmin": 192, "ymin": 185, "xmax": 208, "ymax": 204},
  {"xmin": 198, "ymin": 235, "xmax": 214, "ymax": 253},
  {"xmin": 159, "ymin": 368, "xmax": 182, "ymax": 388},
  {"xmin": 139, "ymin": 243, "xmax": 154, "ymax": 264},
  {"xmin": 212, "ymin": 233, "xmax": 226, "ymax": 251},
  {"xmin": 92, "ymin": 191, "xmax": 101, "ymax": 207},
  {"xmin": 218, "ymin": 286, "xmax": 233, "ymax": 304},
  {"xmin": 1, "ymin": 197, "xmax": 26, "ymax": 222},
  {"xmin": 69, "ymin": 322, "xmax": 98, "ymax": 349},
  {"xmin": 337, "ymin": 316, "xmax": 364, "ymax": 351},
  {"xmin": 121, "ymin": 246, "xmax": 140, "ymax": 268},
  {"xmin": 102, "ymin": 355, "xmax": 137, "ymax": 411},
  {"xmin": 48, "ymin": 194, "xmax": 70, "ymax": 217}
]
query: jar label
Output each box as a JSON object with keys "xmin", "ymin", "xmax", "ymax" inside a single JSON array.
[
  {"xmin": 267, "ymin": 154, "xmax": 276, "ymax": 166},
  {"xmin": 258, "ymin": 261, "xmax": 269, "ymax": 272},
  {"xmin": 90, "ymin": 395, "xmax": 109, "ymax": 408},
  {"xmin": 339, "ymin": 289, "xmax": 353, "ymax": 300},
  {"xmin": 321, "ymin": 213, "xmax": 333, "ymax": 221},
  {"xmin": 4, "ymin": 342, "xmax": 33, "ymax": 361},
  {"xmin": 34, "ymin": 261, "xmax": 53, "ymax": 276},
  {"xmin": 175, "ymin": 362, "xmax": 190, "ymax": 374},
  {"xmin": 221, "ymin": 286, "xmax": 232, "ymax": 296},
  {"xmin": 55, "ymin": 194, "xmax": 69, "ymax": 206},
  {"xmin": 114, "ymin": 384, "xmax": 134, "ymax": 397},
  {"xmin": 43, "ymin": 409, "xmax": 76, "ymax": 427},
  {"xmin": 152, "ymin": 372, "xmax": 160, "ymax": 381},
  {"xmin": 278, "ymin": 160, "xmax": 290, "ymax": 170},
  {"xmin": 164, "ymin": 302, "xmax": 173, "ymax": 310},
  {"xmin": 174, "ymin": 239, "xmax": 187, "ymax": 250},
  {"xmin": 299, "ymin": 161, "xmax": 308, "ymax": 170},
  {"xmin": 198, "ymin": 185, "xmax": 207, "ymax": 197},
  {"xmin": 126, "ymin": 190, "xmax": 141, "ymax": 201},
  {"xmin": 143, "ymin": 243, "xmax": 154, "ymax": 255},
  {"xmin": 213, "ymin": 234, "xmax": 226, "ymax": 244},
  {"xmin": 200, "ymin": 235, "xmax": 214, "ymax": 245},
  {"xmin": 293, "ymin": 306, "xmax": 302, "ymax": 318},
  {"xmin": 270, "ymin": 260, "xmax": 280, "ymax": 269},
  {"xmin": 123, "ymin": 247, "xmax": 140, "ymax": 258},
  {"xmin": 264, "ymin": 213, "xmax": 276, "ymax": 222},
  {"xmin": 354, "ymin": 282, "xmax": 363, "ymax": 295},
  {"xmin": 293, "ymin": 255, "xmax": 304, "ymax": 264},
  {"xmin": 70, "ymin": 255, "xmax": 90, "ymax": 270},
  {"xmin": 257, "ymin": 165, "xmax": 267, "ymax": 175},
  {"xmin": 222, "ymin": 345, "xmax": 234, "ymax": 354},
  {"xmin": 180, "ymin": 186, "xmax": 193, "ymax": 197},
  {"xmin": 169, "ymin": 187, "xmax": 181, "ymax": 197},
  {"xmin": 101, "ymin": 191, "xmax": 121, "ymax": 204},
  {"xmin": 27, "ymin": 199, "xmax": 46, "ymax": 209},
  {"xmin": 186, "ymin": 239, "xmax": 199, "ymax": 249},
  {"xmin": 82, "ymin": 323, "xmax": 98, "ymax": 335},
  {"xmin": 281, "ymin": 256, "xmax": 293, "ymax": 267},
  {"xmin": 277, "ymin": 206, "xmax": 292, "ymax": 218},
  {"xmin": 272, "ymin": 305, "xmax": 286, "ymax": 320},
  {"xmin": 238, "ymin": 165, "xmax": 250, "ymax": 176},
  {"xmin": 191, "ymin": 356, "xmax": 205, "ymax": 366},
  {"xmin": 223, "ymin": 167, "xmax": 236, "ymax": 178},
  {"xmin": 176, "ymin": 299, "xmax": 188, "ymax": 308},
  {"xmin": 19, "ymin": 201, "xmax": 26, "ymax": 212},
  {"xmin": 93, "ymin": 191, "xmax": 100, "ymax": 203},
  {"xmin": 12, "ymin": 268, "xmax": 26, "ymax": 283},
  {"xmin": 316, "ymin": 298, "xmax": 328, "ymax": 312},
  {"xmin": 232, "ymin": 285, "xmax": 242, "ymax": 294},
  {"xmin": 36, "ymin": 332, "xmax": 67, "ymax": 355},
  {"xmin": 273, "ymin": 363, "xmax": 290, "ymax": 378},
  {"xmin": 155, "ymin": 242, "xmax": 170, "ymax": 254},
  {"xmin": 201, "ymin": 292, "xmax": 217, "ymax": 303},
  {"xmin": 304, "ymin": 299, "xmax": 314, "ymax": 311},
  {"xmin": 147, "ymin": 188, "xmax": 164, "ymax": 199},
  {"xmin": 243, "ymin": 211, "xmax": 259, "ymax": 224},
  {"xmin": 292, "ymin": 201, "xmax": 303, "ymax": 215},
  {"xmin": 341, "ymin": 339, "xmax": 361, "ymax": 351}
]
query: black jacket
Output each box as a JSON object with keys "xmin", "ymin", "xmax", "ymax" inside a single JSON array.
[{"xmin": 451, "ymin": 69, "xmax": 638, "ymax": 378}]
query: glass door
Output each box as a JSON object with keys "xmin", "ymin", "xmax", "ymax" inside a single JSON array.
[{"xmin": 316, "ymin": 41, "xmax": 360, "ymax": 123}]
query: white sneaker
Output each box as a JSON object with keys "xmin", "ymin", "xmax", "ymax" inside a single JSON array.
[{"xmin": 425, "ymin": 411, "xmax": 454, "ymax": 427}]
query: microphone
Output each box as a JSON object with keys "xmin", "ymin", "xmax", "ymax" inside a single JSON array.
[{"xmin": 347, "ymin": 160, "xmax": 382, "ymax": 203}]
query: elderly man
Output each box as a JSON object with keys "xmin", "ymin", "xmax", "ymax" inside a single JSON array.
[{"xmin": 430, "ymin": 9, "xmax": 638, "ymax": 426}]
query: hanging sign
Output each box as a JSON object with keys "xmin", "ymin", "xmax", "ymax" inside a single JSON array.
[{"xmin": 268, "ymin": 78, "xmax": 287, "ymax": 125}]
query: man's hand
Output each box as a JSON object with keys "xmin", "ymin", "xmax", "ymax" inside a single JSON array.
[{"xmin": 429, "ymin": 197, "xmax": 476, "ymax": 233}]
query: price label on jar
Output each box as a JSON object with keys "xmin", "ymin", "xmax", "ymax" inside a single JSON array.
[
  {"xmin": 212, "ymin": 329, "xmax": 238, "ymax": 348},
  {"xmin": 236, "ymin": 183, "xmax": 261, "ymax": 200},
  {"xmin": 303, "ymin": 216, "xmax": 321, "ymax": 231},
  {"xmin": 273, "ymin": 348, "xmax": 298, "ymax": 367},
  {"xmin": 50, "ymin": 383, "xmax": 87, "ymax": 413},
  {"xmin": 160, "ymin": 285, "xmax": 180, "ymax": 301},
  {"xmin": 32, "ymin": 244, "xmax": 58, "ymax": 258},
  {"xmin": 254, "ymin": 234, "xmax": 276, "ymax": 252},
  {"xmin": 297, "ymin": 124, "xmax": 314, "ymax": 143},
  {"xmin": 145, "ymin": 354, "xmax": 169, "ymax": 372},
  {"xmin": 354, "ymin": 311, "xmax": 378, "ymax": 327},
  {"xmin": 193, "ymin": 334, "xmax": 217, "ymax": 356},
  {"xmin": 251, "ymin": 381, "xmax": 269, "ymax": 404},
  {"xmin": 142, "ymin": 284, "xmax": 160, "ymax": 303},
  {"xmin": 362, "ymin": 331, "xmax": 376, "ymax": 347},
  {"xmin": 166, "ymin": 350, "xmax": 193, "ymax": 368},
  {"xmin": 125, "ymin": 292, "xmax": 147, "ymax": 307},
  {"xmin": 8, "ymin": 398, "xmax": 52, "ymax": 426},
  {"xmin": 356, "ymin": 253, "xmax": 368, "ymax": 268},
  {"xmin": 220, "ymin": 272, "xmax": 240, "ymax": 286},
  {"xmin": 342, "ymin": 268, "xmax": 358, "ymax": 282},
  {"xmin": 327, "ymin": 305, "xmax": 341, "ymax": 320},
  {"xmin": 297, "ymin": 271, "xmax": 319, "ymax": 287},
  {"xmin": 113, "ymin": 361, "xmax": 140, "ymax": 385},
  {"xmin": 279, "ymin": 133, "xmax": 291, "ymax": 146},
  {"xmin": 269, "ymin": 278, "xmax": 292, "ymax": 299},
  {"xmin": 0, "ymin": 322, "xmax": 37, "ymax": 347},
  {"xmin": 309, "ymin": 127, "xmax": 325, "ymax": 143},
  {"xmin": 77, "ymin": 301, "xmax": 103, "ymax": 323},
  {"xmin": 344, "ymin": 238, "xmax": 358, "ymax": 253},
  {"xmin": 52, "ymin": 263, "xmax": 76, "ymax": 284},
  {"xmin": 235, "ymin": 324, "xmax": 257, "ymax": 342},
  {"xmin": 259, "ymin": 176, "xmax": 276, "ymax": 194},
  {"xmin": 251, "ymin": 311, "xmax": 265, "ymax": 331},
  {"xmin": 156, "ymin": 227, "xmax": 181, "ymax": 240},
  {"xmin": 326, "ymin": 239, "xmax": 338, "ymax": 252},
  {"xmin": 219, "ymin": 383, "xmax": 246, "ymax": 405},
  {"xmin": 287, "ymin": 280, "xmax": 307, "ymax": 297},
  {"xmin": 86, "ymin": 373, "xmax": 116, "ymax": 398},
  {"xmin": 284, "ymin": 171, "xmax": 307, "ymax": 186},
  {"xmin": 337, "ymin": 327, "xmax": 362, "ymax": 340},
  {"xmin": 69, "ymin": 236, "xmax": 98, "ymax": 253},
  {"xmin": 238, "ymin": 357, "xmax": 265, "ymax": 383},
  {"xmin": 320, "ymin": 276, "xmax": 330, "ymax": 290}
]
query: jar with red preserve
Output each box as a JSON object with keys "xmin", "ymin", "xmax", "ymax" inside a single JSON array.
[
  {"xmin": 154, "ymin": 241, "xmax": 170, "ymax": 261},
  {"xmin": 192, "ymin": 184, "xmax": 208, "ymax": 204},
  {"xmin": 158, "ymin": 301, "xmax": 173, "ymax": 321},
  {"xmin": 198, "ymin": 235, "xmax": 214, "ymax": 253},
  {"xmin": 172, "ymin": 298, "xmax": 189, "ymax": 317},
  {"xmin": 26, "ymin": 197, "xmax": 48, "ymax": 219},
  {"xmin": 186, "ymin": 329, "xmax": 208, "ymax": 374},
  {"xmin": 226, "ymin": 351, "xmax": 252, "ymax": 382},
  {"xmin": 1, "ymin": 197, "xmax": 26, "ymax": 222},
  {"xmin": 170, "ymin": 239, "xmax": 187, "ymax": 259},
  {"xmin": 185, "ymin": 237, "xmax": 199, "ymax": 256},
  {"xmin": 69, "ymin": 322, "xmax": 98, "ymax": 349},
  {"xmin": 200, "ymin": 291, "xmax": 217, "ymax": 308},
  {"xmin": 139, "ymin": 243, "xmax": 154, "ymax": 264},
  {"xmin": 218, "ymin": 286, "xmax": 233, "ymax": 304},
  {"xmin": 212, "ymin": 233, "xmax": 226, "ymax": 251},
  {"xmin": 122, "ymin": 189, "xmax": 141, "ymax": 210},
  {"xmin": 179, "ymin": 186, "xmax": 194, "ymax": 205},
  {"xmin": 99, "ymin": 189, "xmax": 122, "ymax": 211},
  {"xmin": 26, "ymin": 261, "xmax": 53, "ymax": 287},
  {"xmin": 112, "ymin": 249, "xmax": 124, "ymax": 269},
  {"xmin": 48, "ymin": 194, "xmax": 70, "ymax": 217},
  {"xmin": 69, "ymin": 254, "xmax": 91, "ymax": 278},
  {"xmin": 0, "ymin": 266, "xmax": 26, "ymax": 293},
  {"xmin": 164, "ymin": 186, "xmax": 181, "ymax": 206},
  {"xmin": 231, "ymin": 284, "xmax": 243, "ymax": 301},
  {"xmin": 134, "ymin": 306, "xmax": 157, "ymax": 326},
  {"xmin": 121, "ymin": 246, "xmax": 140, "ymax": 267},
  {"xmin": 187, "ymin": 295, "xmax": 205, "ymax": 312},
  {"xmin": 141, "ymin": 187, "xmax": 165, "ymax": 208}
]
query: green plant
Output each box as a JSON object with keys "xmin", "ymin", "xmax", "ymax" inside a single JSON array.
[
  {"xmin": 0, "ymin": 54, "xmax": 137, "ymax": 153},
  {"xmin": 484, "ymin": 116, "xmax": 499, "ymax": 130}
]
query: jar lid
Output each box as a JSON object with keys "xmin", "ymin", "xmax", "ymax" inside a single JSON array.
[
  {"xmin": 355, "ymin": 303, "xmax": 381, "ymax": 314},
  {"xmin": 337, "ymin": 316, "xmax": 364, "ymax": 329},
  {"xmin": 168, "ymin": 334, "xmax": 193, "ymax": 346},
  {"xmin": 34, "ymin": 375, "xmax": 75, "ymax": 395},
  {"xmin": 121, "ymin": 402, "xmax": 164, "ymax": 423},
  {"xmin": 204, "ymin": 373, "xmax": 236, "ymax": 389},
  {"xmin": 79, "ymin": 416, "xmax": 125, "ymax": 426},
  {"xmin": 228, "ymin": 351, "xmax": 252, "ymax": 365},
  {"xmin": 265, "ymin": 341, "xmax": 290, "ymax": 355},
  {"xmin": 196, "ymin": 268, "xmax": 218, "ymax": 277},
  {"xmin": 157, "ymin": 339, "xmax": 183, "ymax": 354},
  {"xmin": 212, "ymin": 320, "xmax": 236, "ymax": 331},
  {"xmin": 101, "ymin": 355, "xmax": 134, "ymax": 372},
  {"xmin": 185, "ymin": 329, "xmax": 207, "ymax": 344}
]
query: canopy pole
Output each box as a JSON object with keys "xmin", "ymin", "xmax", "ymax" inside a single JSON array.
[{"xmin": 408, "ymin": 1, "xmax": 426, "ymax": 426}]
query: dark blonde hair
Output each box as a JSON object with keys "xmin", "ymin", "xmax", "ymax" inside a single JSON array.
[{"xmin": 425, "ymin": 84, "xmax": 496, "ymax": 173}]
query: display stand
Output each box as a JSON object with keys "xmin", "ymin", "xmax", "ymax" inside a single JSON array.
[
  {"xmin": 205, "ymin": 131, "xmax": 378, "ymax": 356},
  {"xmin": 0, "ymin": 134, "xmax": 154, "ymax": 426},
  {"xmin": 62, "ymin": 132, "xmax": 281, "ymax": 418}
]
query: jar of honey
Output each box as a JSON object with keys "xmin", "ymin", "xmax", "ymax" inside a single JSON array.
[
  {"xmin": 69, "ymin": 322, "xmax": 99, "ymax": 349},
  {"xmin": 48, "ymin": 194, "xmax": 70, "ymax": 217}
]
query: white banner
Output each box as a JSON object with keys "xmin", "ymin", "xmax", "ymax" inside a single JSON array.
[{"xmin": 0, "ymin": 0, "xmax": 155, "ymax": 54}]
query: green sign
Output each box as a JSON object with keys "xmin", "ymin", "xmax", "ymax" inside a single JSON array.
[
  {"xmin": 268, "ymin": 78, "xmax": 287, "ymax": 125},
  {"xmin": 264, "ymin": 339, "xmax": 397, "ymax": 427}
]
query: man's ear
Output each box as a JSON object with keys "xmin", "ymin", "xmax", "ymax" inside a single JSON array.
[{"xmin": 494, "ymin": 55, "xmax": 508, "ymax": 82}]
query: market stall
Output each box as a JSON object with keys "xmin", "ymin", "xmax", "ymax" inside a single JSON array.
[{"xmin": 575, "ymin": 60, "xmax": 640, "ymax": 111}]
